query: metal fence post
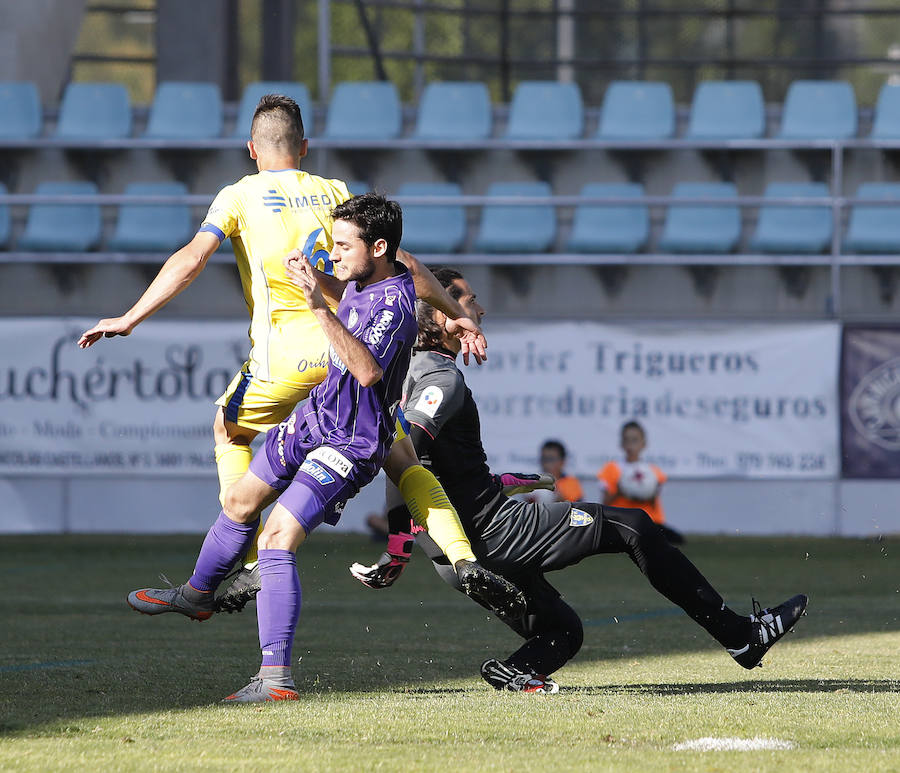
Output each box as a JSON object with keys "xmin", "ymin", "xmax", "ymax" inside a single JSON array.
[
  {"xmin": 317, "ymin": 0, "xmax": 331, "ymax": 103},
  {"xmin": 829, "ymin": 141, "xmax": 843, "ymax": 317}
]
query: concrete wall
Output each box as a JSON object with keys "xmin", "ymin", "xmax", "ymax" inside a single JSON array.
[
  {"xmin": 0, "ymin": 0, "xmax": 87, "ymax": 103},
  {"xmin": 1, "ymin": 474, "xmax": 898, "ymax": 537}
]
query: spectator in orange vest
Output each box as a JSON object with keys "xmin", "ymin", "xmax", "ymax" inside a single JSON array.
[
  {"xmin": 537, "ymin": 439, "xmax": 584, "ymax": 503},
  {"xmin": 598, "ymin": 421, "xmax": 684, "ymax": 544}
]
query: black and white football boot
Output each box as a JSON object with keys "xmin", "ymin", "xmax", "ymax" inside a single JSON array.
[
  {"xmin": 480, "ymin": 658, "xmax": 560, "ymax": 694},
  {"xmin": 728, "ymin": 594, "xmax": 809, "ymax": 669},
  {"xmin": 214, "ymin": 563, "xmax": 262, "ymax": 613}
]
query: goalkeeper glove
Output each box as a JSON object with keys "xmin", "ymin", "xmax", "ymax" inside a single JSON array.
[
  {"xmin": 493, "ymin": 472, "xmax": 556, "ymax": 497},
  {"xmin": 349, "ymin": 532, "xmax": 414, "ymax": 589}
]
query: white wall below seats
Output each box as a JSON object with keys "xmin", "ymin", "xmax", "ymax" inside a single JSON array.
[{"xmin": 1, "ymin": 474, "xmax": 897, "ymax": 537}]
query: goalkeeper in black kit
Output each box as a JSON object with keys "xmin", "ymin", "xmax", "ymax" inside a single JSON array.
[{"xmin": 350, "ymin": 268, "xmax": 808, "ymax": 694}]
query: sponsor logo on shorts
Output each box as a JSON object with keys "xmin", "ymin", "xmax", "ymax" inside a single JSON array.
[
  {"xmin": 569, "ymin": 507, "xmax": 593, "ymax": 527},
  {"xmin": 364, "ymin": 310, "xmax": 395, "ymax": 346},
  {"xmin": 307, "ymin": 446, "xmax": 353, "ymax": 478},
  {"xmin": 300, "ymin": 459, "xmax": 335, "ymax": 486},
  {"xmin": 414, "ymin": 386, "xmax": 443, "ymax": 418}
]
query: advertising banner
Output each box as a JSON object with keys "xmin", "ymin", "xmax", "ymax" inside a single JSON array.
[
  {"xmin": 0, "ymin": 318, "xmax": 840, "ymax": 480},
  {"xmin": 841, "ymin": 326, "xmax": 900, "ymax": 478},
  {"xmin": 0, "ymin": 318, "xmax": 247, "ymax": 475},
  {"xmin": 464, "ymin": 321, "xmax": 840, "ymax": 479}
]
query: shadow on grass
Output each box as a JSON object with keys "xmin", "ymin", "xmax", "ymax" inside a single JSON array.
[
  {"xmin": 1, "ymin": 534, "xmax": 898, "ymax": 736},
  {"xmin": 398, "ymin": 678, "xmax": 900, "ymax": 697}
]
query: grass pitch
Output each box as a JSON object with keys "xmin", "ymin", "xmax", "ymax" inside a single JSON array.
[{"xmin": 1, "ymin": 533, "xmax": 898, "ymax": 772}]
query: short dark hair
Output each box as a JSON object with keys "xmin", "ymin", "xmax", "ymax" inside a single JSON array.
[
  {"xmin": 621, "ymin": 420, "xmax": 646, "ymax": 439},
  {"xmin": 415, "ymin": 267, "xmax": 464, "ymax": 351},
  {"xmin": 331, "ymin": 193, "xmax": 403, "ymax": 262},
  {"xmin": 250, "ymin": 94, "xmax": 305, "ymax": 154},
  {"xmin": 541, "ymin": 439, "xmax": 567, "ymax": 459}
]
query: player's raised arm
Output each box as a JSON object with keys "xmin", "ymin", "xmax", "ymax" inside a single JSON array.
[
  {"xmin": 399, "ymin": 249, "xmax": 487, "ymax": 365},
  {"xmin": 77, "ymin": 230, "xmax": 221, "ymax": 349},
  {"xmin": 292, "ymin": 256, "xmax": 383, "ymax": 387}
]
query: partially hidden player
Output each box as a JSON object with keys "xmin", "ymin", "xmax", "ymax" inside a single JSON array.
[
  {"xmin": 350, "ymin": 267, "xmax": 809, "ymax": 694},
  {"xmin": 77, "ymin": 95, "xmax": 498, "ymax": 600},
  {"xmin": 125, "ymin": 196, "xmax": 524, "ymax": 702}
]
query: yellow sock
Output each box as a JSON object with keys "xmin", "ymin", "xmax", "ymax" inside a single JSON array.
[
  {"xmin": 397, "ymin": 465, "xmax": 476, "ymax": 565},
  {"xmin": 214, "ymin": 443, "xmax": 262, "ymax": 564}
]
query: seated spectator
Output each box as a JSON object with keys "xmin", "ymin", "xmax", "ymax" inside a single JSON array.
[
  {"xmin": 598, "ymin": 421, "xmax": 684, "ymax": 544},
  {"xmin": 539, "ymin": 439, "xmax": 583, "ymax": 503}
]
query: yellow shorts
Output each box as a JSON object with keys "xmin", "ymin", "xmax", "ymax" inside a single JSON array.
[{"xmin": 216, "ymin": 321, "xmax": 330, "ymax": 432}]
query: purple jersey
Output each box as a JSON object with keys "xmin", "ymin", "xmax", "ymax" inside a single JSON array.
[{"xmin": 298, "ymin": 264, "xmax": 417, "ymax": 474}]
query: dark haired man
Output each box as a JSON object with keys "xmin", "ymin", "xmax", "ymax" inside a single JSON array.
[
  {"xmin": 352, "ymin": 267, "xmax": 808, "ymax": 694},
  {"xmin": 79, "ymin": 95, "xmax": 496, "ymax": 601},
  {"xmin": 126, "ymin": 196, "xmax": 522, "ymax": 703}
]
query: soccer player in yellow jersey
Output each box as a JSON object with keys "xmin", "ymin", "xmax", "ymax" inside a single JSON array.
[{"xmin": 79, "ymin": 94, "xmax": 522, "ymax": 618}]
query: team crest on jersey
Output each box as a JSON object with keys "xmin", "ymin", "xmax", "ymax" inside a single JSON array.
[
  {"xmin": 414, "ymin": 386, "xmax": 443, "ymax": 418},
  {"xmin": 384, "ymin": 287, "xmax": 398, "ymax": 306},
  {"xmin": 568, "ymin": 508, "xmax": 593, "ymax": 527},
  {"xmin": 300, "ymin": 459, "xmax": 335, "ymax": 486},
  {"xmin": 348, "ymin": 308, "xmax": 359, "ymax": 328}
]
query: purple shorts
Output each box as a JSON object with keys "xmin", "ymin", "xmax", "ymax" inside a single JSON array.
[{"xmin": 249, "ymin": 411, "xmax": 372, "ymax": 534}]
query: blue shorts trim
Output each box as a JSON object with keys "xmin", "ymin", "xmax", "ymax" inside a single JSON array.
[
  {"xmin": 396, "ymin": 406, "xmax": 411, "ymax": 435},
  {"xmin": 225, "ymin": 371, "xmax": 252, "ymax": 424}
]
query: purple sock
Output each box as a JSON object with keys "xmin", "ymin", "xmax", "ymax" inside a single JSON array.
[
  {"xmin": 257, "ymin": 549, "xmax": 301, "ymax": 668},
  {"xmin": 188, "ymin": 511, "xmax": 260, "ymax": 593}
]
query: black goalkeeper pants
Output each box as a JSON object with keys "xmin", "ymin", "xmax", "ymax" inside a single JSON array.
[{"xmin": 417, "ymin": 500, "xmax": 748, "ymax": 677}]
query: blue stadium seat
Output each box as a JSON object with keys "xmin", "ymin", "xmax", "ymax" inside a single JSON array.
[
  {"xmin": 597, "ymin": 81, "xmax": 675, "ymax": 140},
  {"xmin": 56, "ymin": 82, "xmax": 132, "ymax": 139},
  {"xmin": 324, "ymin": 82, "xmax": 401, "ymax": 139},
  {"xmin": 474, "ymin": 182, "xmax": 556, "ymax": 253},
  {"xmin": 18, "ymin": 182, "xmax": 101, "ymax": 252},
  {"xmin": 397, "ymin": 182, "xmax": 466, "ymax": 253},
  {"xmin": 871, "ymin": 83, "xmax": 900, "ymax": 139},
  {"xmin": 234, "ymin": 81, "xmax": 313, "ymax": 138},
  {"xmin": 0, "ymin": 183, "xmax": 9, "ymax": 248},
  {"xmin": 844, "ymin": 183, "xmax": 900, "ymax": 253},
  {"xmin": 505, "ymin": 82, "xmax": 583, "ymax": 140},
  {"xmin": 658, "ymin": 183, "xmax": 741, "ymax": 253},
  {"xmin": 0, "ymin": 81, "xmax": 42, "ymax": 138},
  {"xmin": 144, "ymin": 82, "xmax": 224, "ymax": 139},
  {"xmin": 778, "ymin": 80, "xmax": 857, "ymax": 139},
  {"xmin": 345, "ymin": 181, "xmax": 370, "ymax": 195},
  {"xmin": 108, "ymin": 182, "xmax": 193, "ymax": 252},
  {"xmin": 414, "ymin": 82, "xmax": 492, "ymax": 140},
  {"xmin": 567, "ymin": 183, "xmax": 648, "ymax": 254},
  {"xmin": 686, "ymin": 81, "xmax": 765, "ymax": 139},
  {"xmin": 750, "ymin": 183, "xmax": 832, "ymax": 253}
]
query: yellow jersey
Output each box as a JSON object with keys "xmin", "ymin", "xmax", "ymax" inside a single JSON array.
[{"xmin": 200, "ymin": 168, "xmax": 351, "ymax": 384}]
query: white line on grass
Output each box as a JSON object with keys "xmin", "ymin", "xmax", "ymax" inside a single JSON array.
[{"xmin": 673, "ymin": 737, "xmax": 795, "ymax": 752}]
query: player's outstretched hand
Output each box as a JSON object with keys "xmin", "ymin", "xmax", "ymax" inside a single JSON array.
[
  {"xmin": 77, "ymin": 315, "xmax": 135, "ymax": 349},
  {"xmin": 349, "ymin": 533, "xmax": 413, "ymax": 589},
  {"xmin": 494, "ymin": 472, "xmax": 556, "ymax": 497},
  {"xmin": 445, "ymin": 316, "xmax": 487, "ymax": 366}
]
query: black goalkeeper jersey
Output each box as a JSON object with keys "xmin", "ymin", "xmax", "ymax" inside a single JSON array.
[{"xmin": 400, "ymin": 348, "xmax": 504, "ymax": 528}]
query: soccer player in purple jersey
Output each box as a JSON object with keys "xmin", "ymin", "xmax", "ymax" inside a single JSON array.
[{"xmin": 126, "ymin": 194, "xmax": 462, "ymax": 702}]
